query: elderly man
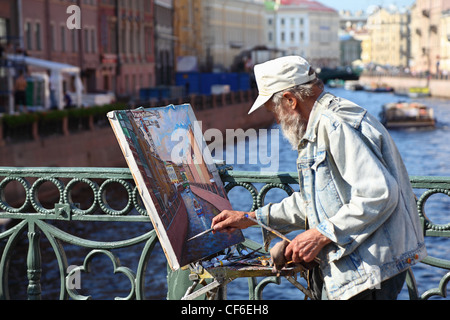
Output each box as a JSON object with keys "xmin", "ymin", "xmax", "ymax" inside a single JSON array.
[{"xmin": 211, "ymin": 56, "xmax": 426, "ymax": 300}]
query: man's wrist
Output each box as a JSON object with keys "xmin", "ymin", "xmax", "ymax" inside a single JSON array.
[{"xmin": 314, "ymin": 228, "xmax": 332, "ymax": 247}]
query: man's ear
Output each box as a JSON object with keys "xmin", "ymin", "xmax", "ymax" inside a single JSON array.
[{"xmin": 282, "ymin": 91, "xmax": 298, "ymax": 110}]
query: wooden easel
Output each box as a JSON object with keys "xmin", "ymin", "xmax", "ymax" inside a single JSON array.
[{"xmin": 182, "ymin": 246, "xmax": 313, "ymax": 300}]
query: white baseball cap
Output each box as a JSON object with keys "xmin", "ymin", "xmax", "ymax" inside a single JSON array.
[{"xmin": 248, "ymin": 56, "xmax": 316, "ymax": 114}]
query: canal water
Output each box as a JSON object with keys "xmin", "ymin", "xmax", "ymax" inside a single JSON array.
[{"xmin": 5, "ymin": 86, "xmax": 450, "ymax": 300}]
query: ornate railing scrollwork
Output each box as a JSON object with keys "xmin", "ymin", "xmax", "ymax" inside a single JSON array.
[
  {"xmin": 0, "ymin": 167, "xmax": 449, "ymax": 300},
  {"xmin": 416, "ymin": 188, "xmax": 450, "ymax": 234}
]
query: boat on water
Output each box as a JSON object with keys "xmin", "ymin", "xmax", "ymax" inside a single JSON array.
[
  {"xmin": 327, "ymin": 79, "xmax": 345, "ymax": 88},
  {"xmin": 344, "ymin": 80, "xmax": 364, "ymax": 91},
  {"xmin": 364, "ymin": 84, "xmax": 394, "ymax": 93},
  {"xmin": 380, "ymin": 102, "xmax": 435, "ymax": 128},
  {"xmin": 408, "ymin": 87, "xmax": 431, "ymax": 98}
]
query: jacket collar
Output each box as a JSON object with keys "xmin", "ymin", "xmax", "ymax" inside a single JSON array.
[{"xmin": 298, "ymin": 91, "xmax": 335, "ymax": 147}]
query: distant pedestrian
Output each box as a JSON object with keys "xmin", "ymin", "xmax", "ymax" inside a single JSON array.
[
  {"xmin": 64, "ymin": 91, "xmax": 73, "ymax": 109},
  {"xmin": 14, "ymin": 70, "xmax": 27, "ymax": 113}
]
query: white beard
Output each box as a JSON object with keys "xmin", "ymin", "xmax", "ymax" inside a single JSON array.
[{"xmin": 278, "ymin": 107, "xmax": 306, "ymax": 150}]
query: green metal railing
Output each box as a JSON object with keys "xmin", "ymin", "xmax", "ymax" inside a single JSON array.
[{"xmin": 0, "ymin": 166, "xmax": 448, "ymax": 300}]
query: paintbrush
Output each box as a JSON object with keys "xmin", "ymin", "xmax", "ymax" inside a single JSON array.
[
  {"xmin": 244, "ymin": 214, "xmax": 291, "ymax": 242},
  {"xmin": 244, "ymin": 214, "xmax": 321, "ymax": 264},
  {"xmin": 186, "ymin": 227, "xmax": 214, "ymax": 242}
]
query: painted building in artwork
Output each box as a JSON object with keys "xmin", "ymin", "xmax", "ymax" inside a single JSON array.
[
  {"xmin": 186, "ymin": 125, "xmax": 212, "ymax": 186},
  {"xmin": 185, "ymin": 124, "xmax": 228, "ymax": 200}
]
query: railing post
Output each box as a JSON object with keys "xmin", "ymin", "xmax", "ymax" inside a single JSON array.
[{"xmin": 26, "ymin": 221, "xmax": 42, "ymax": 300}]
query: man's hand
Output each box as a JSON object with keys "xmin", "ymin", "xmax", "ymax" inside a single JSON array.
[
  {"xmin": 211, "ymin": 210, "xmax": 257, "ymax": 234},
  {"xmin": 285, "ymin": 229, "xmax": 331, "ymax": 263}
]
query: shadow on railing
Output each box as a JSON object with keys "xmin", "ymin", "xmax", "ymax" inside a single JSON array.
[{"xmin": 0, "ymin": 166, "xmax": 449, "ymax": 300}]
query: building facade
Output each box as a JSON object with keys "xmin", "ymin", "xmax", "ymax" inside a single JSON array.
[
  {"xmin": 97, "ymin": 0, "xmax": 118, "ymax": 93},
  {"xmin": 4, "ymin": 0, "xmax": 156, "ymax": 99},
  {"xmin": 410, "ymin": 0, "xmax": 450, "ymax": 75},
  {"xmin": 366, "ymin": 6, "xmax": 410, "ymax": 68},
  {"xmin": 339, "ymin": 34, "xmax": 361, "ymax": 66},
  {"xmin": 155, "ymin": 0, "xmax": 175, "ymax": 86},
  {"xmin": 173, "ymin": 0, "xmax": 204, "ymax": 72},
  {"xmin": 19, "ymin": 0, "xmax": 99, "ymax": 92},
  {"xmin": 203, "ymin": 0, "xmax": 266, "ymax": 71},
  {"xmin": 440, "ymin": 10, "xmax": 450, "ymax": 75},
  {"xmin": 116, "ymin": 0, "xmax": 156, "ymax": 97},
  {"xmin": 265, "ymin": 0, "xmax": 340, "ymax": 68}
]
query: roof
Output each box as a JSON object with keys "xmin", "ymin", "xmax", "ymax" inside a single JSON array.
[{"xmin": 280, "ymin": 0, "xmax": 337, "ymax": 13}]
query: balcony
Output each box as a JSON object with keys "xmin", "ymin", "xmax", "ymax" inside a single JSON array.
[{"xmin": 0, "ymin": 166, "xmax": 449, "ymax": 300}]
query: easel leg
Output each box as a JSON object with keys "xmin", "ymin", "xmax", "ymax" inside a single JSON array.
[
  {"xmin": 182, "ymin": 279, "xmax": 222, "ymax": 300},
  {"xmin": 285, "ymin": 276, "xmax": 313, "ymax": 299}
]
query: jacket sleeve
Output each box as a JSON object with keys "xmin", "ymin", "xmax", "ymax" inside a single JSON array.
[
  {"xmin": 256, "ymin": 191, "xmax": 307, "ymax": 250},
  {"xmin": 316, "ymin": 121, "xmax": 399, "ymax": 261}
]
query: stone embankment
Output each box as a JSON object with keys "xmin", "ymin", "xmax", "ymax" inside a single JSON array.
[
  {"xmin": 359, "ymin": 75, "xmax": 450, "ymax": 98},
  {"xmin": 0, "ymin": 90, "xmax": 273, "ymax": 168}
]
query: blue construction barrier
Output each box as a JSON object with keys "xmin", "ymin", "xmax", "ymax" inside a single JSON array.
[{"xmin": 175, "ymin": 72, "xmax": 250, "ymax": 95}]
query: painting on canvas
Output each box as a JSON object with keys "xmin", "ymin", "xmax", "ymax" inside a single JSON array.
[{"xmin": 108, "ymin": 104, "xmax": 244, "ymax": 270}]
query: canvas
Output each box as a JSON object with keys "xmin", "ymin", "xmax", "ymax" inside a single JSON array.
[{"xmin": 108, "ymin": 104, "xmax": 244, "ymax": 270}]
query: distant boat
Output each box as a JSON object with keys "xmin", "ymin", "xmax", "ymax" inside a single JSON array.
[
  {"xmin": 365, "ymin": 84, "xmax": 394, "ymax": 93},
  {"xmin": 327, "ymin": 79, "xmax": 345, "ymax": 88},
  {"xmin": 408, "ymin": 87, "xmax": 431, "ymax": 98},
  {"xmin": 345, "ymin": 81, "xmax": 364, "ymax": 91},
  {"xmin": 380, "ymin": 102, "xmax": 435, "ymax": 129}
]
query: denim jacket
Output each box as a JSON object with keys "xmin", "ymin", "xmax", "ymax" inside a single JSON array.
[{"xmin": 256, "ymin": 92, "xmax": 427, "ymax": 300}]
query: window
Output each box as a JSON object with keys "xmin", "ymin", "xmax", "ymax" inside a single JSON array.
[
  {"xmin": 91, "ymin": 29, "xmax": 96, "ymax": 53},
  {"xmin": 122, "ymin": 27, "xmax": 127, "ymax": 53},
  {"xmin": 50, "ymin": 24, "xmax": 55, "ymax": 51},
  {"xmin": 25, "ymin": 22, "xmax": 32, "ymax": 50},
  {"xmin": 130, "ymin": 27, "xmax": 134, "ymax": 53},
  {"xmin": 84, "ymin": 29, "xmax": 89, "ymax": 52},
  {"xmin": 71, "ymin": 29, "xmax": 78, "ymax": 52},
  {"xmin": 35, "ymin": 22, "xmax": 41, "ymax": 51},
  {"xmin": 109, "ymin": 23, "xmax": 117, "ymax": 53},
  {"xmin": 137, "ymin": 29, "xmax": 141, "ymax": 54},
  {"xmin": 61, "ymin": 26, "xmax": 66, "ymax": 52}
]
